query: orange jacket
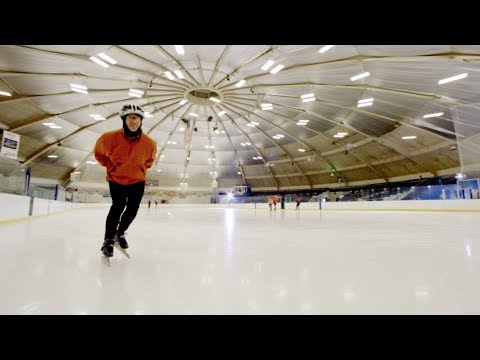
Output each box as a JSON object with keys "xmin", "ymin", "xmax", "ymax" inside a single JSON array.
[{"xmin": 94, "ymin": 129, "xmax": 157, "ymax": 186}]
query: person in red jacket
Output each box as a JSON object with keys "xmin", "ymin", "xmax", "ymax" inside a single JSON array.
[{"xmin": 94, "ymin": 104, "xmax": 157, "ymax": 259}]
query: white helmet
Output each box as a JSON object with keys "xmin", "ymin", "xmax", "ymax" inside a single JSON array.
[{"xmin": 119, "ymin": 104, "xmax": 145, "ymax": 119}]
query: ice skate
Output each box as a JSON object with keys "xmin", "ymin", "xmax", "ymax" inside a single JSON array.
[
  {"xmin": 114, "ymin": 232, "xmax": 131, "ymax": 259},
  {"xmin": 101, "ymin": 238, "xmax": 115, "ymax": 265}
]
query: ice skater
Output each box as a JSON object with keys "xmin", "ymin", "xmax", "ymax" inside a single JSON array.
[{"xmin": 94, "ymin": 104, "xmax": 157, "ymax": 260}]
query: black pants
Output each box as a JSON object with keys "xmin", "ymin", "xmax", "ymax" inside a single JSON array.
[{"xmin": 105, "ymin": 181, "xmax": 145, "ymax": 239}]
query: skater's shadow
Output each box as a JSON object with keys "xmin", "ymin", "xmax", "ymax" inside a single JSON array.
[{"xmin": 96, "ymin": 260, "xmax": 133, "ymax": 314}]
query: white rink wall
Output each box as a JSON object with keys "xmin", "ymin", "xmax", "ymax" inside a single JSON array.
[{"xmin": 2, "ymin": 193, "xmax": 480, "ymax": 223}]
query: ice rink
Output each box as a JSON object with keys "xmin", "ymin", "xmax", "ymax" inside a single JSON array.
[{"xmin": 0, "ymin": 206, "xmax": 479, "ymax": 314}]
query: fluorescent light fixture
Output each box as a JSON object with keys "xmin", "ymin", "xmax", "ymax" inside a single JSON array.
[
  {"xmin": 235, "ymin": 80, "xmax": 246, "ymax": 87},
  {"xmin": 42, "ymin": 123, "xmax": 56, "ymax": 126},
  {"xmin": 261, "ymin": 60, "xmax": 275, "ymax": 71},
  {"xmin": 89, "ymin": 56, "xmax": 109, "ymax": 67},
  {"xmin": 187, "ymin": 157, "xmax": 190, "ymax": 160},
  {"xmin": 245, "ymin": 142, "xmax": 251, "ymax": 145},
  {"xmin": 298, "ymin": 149, "xmax": 306, "ymax": 152},
  {"xmin": 270, "ymin": 64, "xmax": 284, "ymax": 74},
  {"xmin": 97, "ymin": 52, "xmax": 117, "ymax": 64},
  {"xmin": 298, "ymin": 119, "xmax": 309, "ymax": 123},
  {"xmin": 167, "ymin": 141, "xmax": 172, "ymax": 144},
  {"xmin": 357, "ymin": 102, "xmax": 373, "ymax": 107},
  {"xmin": 273, "ymin": 135, "xmax": 281, "ymax": 139},
  {"xmin": 337, "ymin": 132, "xmax": 348, "ymax": 135},
  {"xmin": 89, "ymin": 114, "xmax": 102, "ymax": 118},
  {"xmin": 217, "ymin": 111, "xmax": 226, "ymax": 116},
  {"xmin": 319, "ymin": 45, "xmax": 335, "ymax": 53},
  {"xmin": 221, "ymin": 130, "xmax": 225, "ymax": 133},
  {"xmin": 72, "ymin": 171, "xmax": 81, "ymax": 174},
  {"xmin": 237, "ymin": 172, "xmax": 241, "ymax": 174},
  {"xmin": 251, "ymin": 121, "xmax": 259, "ymax": 125},
  {"xmin": 209, "ymin": 97, "xmax": 221, "ymax": 103},
  {"xmin": 423, "ymin": 112, "xmax": 444, "ymax": 118},
  {"xmin": 0, "ymin": 91, "xmax": 12, "ymax": 96},
  {"xmin": 262, "ymin": 106, "xmax": 273, "ymax": 110},
  {"xmin": 402, "ymin": 136, "xmax": 417, "ymax": 140},
  {"xmin": 129, "ymin": 89, "xmax": 144, "ymax": 95},
  {"xmin": 358, "ymin": 98, "xmax": 374, "ymax": 103},
  {"xmin": 276, "ymin": 134, "xmax": 284, "ymax": 138},
  {"xmin": 157, "ymin": 169, "xmax": 162, "ymax": 172},
  {"xmin": 160, "ymin": 155, "xmax": 165, "ymax": 158},
  {"xmin": 246, "ymin": 123, "xmax": 255, "ymax": 127},
  {"xmin": 215, "ymin": 130, "xmax": 220, "ymax": 134},
  {"xmin": 302, "ymin": 97, "xmax": 315, "ymax": 103},
  {"xmin": 175, "ymin": 45, "xmax": 185, "ymax": 55},
  {"xmin": 179, "ymin": 99, "xmax": 188, "ymax": 105},
  {"xmin": 164, "ymin": 71, "xmax": 175, "ymax": 80},
  {"xmin": 174, "ymin": 70, "xmax": 185, "ymax": 79},
  {"xmin": 171, "ymin": 141, "xmax": 176, "ymax": 145},
  {"xmin": 47, "ymin": 155, "xmax": 58, "ymax": 158},
  {"xmin": 350, "ymin": 72, "xmax": 370, "ymax": 81},
  {"xmin": 296, "ymin": 122, "xmax": 307, "ymax": 126},
  {"xmin": 71, "ymin": 87, "xmax": 88, "ymax": 94},
  {"xmin": 128, "ymin": 92, "xmax": 142, "ymax": 98},
  {"xmin": 49, "ymin": 125, "xmax": 62, "ymax": 129},
  {"xmin": 144, "ymin": 112, "xmax": 154, "ymax": 117},
  {"xmin": 261, "ymin": 103, "xmax": 272, "ymax": 107},
  {"xmin": 70, "ymin": 83, "xmax": 87, "ymax": 90},
  {"xmin": 257, "ymin": 156, "xmax": 262, "ymax": 159},
  {"xmin": 301, "ymin": 93, "xmax": 314, "ymax": 99},
  {"xmin": 241, "ymin": 143, "xmax": 246, "ymax": 146},
  {"xmin": 189, "ymin": 113, "xmax": 199, "ymax": 117},
  {"xmin": 438, "ymin": 73, "xmax": 468, "ymax": 85},
  {"xmin": 179, "ymin": 127, "xmax": 185, "ymax": 132},
  {"xmin": 333, "ymin": 134, "xmax": 345, "ymax": 138}
]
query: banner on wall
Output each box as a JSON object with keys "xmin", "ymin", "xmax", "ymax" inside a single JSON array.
[{"xmin": 0, "ymin": 130, "xmax": 20, "ymax": 160}]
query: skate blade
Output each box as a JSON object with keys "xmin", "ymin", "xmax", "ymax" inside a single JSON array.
[
  {"xmin": 115, "ymin": 242, "xmax": 131, "ymax": 259},
  {"xmin": 101, "ymin": 255, "xmax": 112, "ymax": 266}
]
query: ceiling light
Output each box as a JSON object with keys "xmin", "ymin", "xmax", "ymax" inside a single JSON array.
[
  {"xmin": 144, "ymin": 112, "xmax": 154, "ymax": 118},
  {"xmin": 128, "ymin": 92, "xmax": 142, "ymax": 98},
  {"xmin": 298, "ymin": 149, "xmax": 306, "ymax": 152},
  {"xmin": 302, "ymin": 97, "xmax": 315, "ymax": 103},
  {"xmin": 261, "ymin": 60, "xmax": 275, "ymax": 71},
  {"xmin": 296, "ymin": 122, "xmax": 307, "ymax": 126},
  {"xmin": 251, "ymin": 122, "xmax": 259, "ymax": 125},
  {"xmin": 42, "ymin": 123, "xmax": 56, "ymax": 126},
  {"xmin": 0, "ymin": 91, "xmax": 12, "ymax": 96},
  {"xmin": 337, "ymin": 132, "xmax": 348, "ymax": 135},
  {"xmin": 276, "ymin": 134, "xmax": 284, "ymax": 138},
  {"xmin": 175, "ymin": 45, "xmax": 185, "ymax": 55},
  {"xmin": 217, "ymin": 111, "xmax": 226, "ymax": 116},
  {"xmin": 402, "ymin": 136, "xmax": 417, "ymax": 140},
  {"xmin": 174, "ymin": 70, "xmax": 185, "ymax": 79},
  {"xmin": 71, "ymin": 87, "xmax": 88, "ymax": 94},
  {"xmin": 357, "ymin": 102, "xmax": 373, "ymax": 107},
  {"xmin": 47, "ymin": 155, "xmax": 58, "ymax": 158},
  {"xmin": 350, "ymin": 72, "xmax": 370, "ymax": 81},
  {"xmin": 97, "ymin": 52, "xmax": 117, "ymax": 64},
  {"xmin": 298, "ymin": 119, "xmax": 309, "ymax": 123},
  {"xmin": 70, "ymin": 83, "xmax": 87, "ymax": 90},
  {"xmin": 179, "ymin": 127, "xmax": 185, "ymax": 132},
  {"xmin": 129, "ymin": 88, "xmax": 144, "ymax": 95},
  {"xmin": 189, "ymin": 113, "xmax": 199, "ymax": 117},
  {"xmin": 235, "ymin": 80, "xmax": 246, "ymax": 87},
  {"xmin": 179, "ymin": 99, "xmax": 187, "ymax": 105},
  {"xmin": 301, "ymin": 93, "xmax": 314, "ymax": 99},
  {"xmin": 423, "ymin": 112, "xmax": 444, "ymax": 118},
  {"xmin": 164, "ymin": 71, "xmax": 175, "ymax": 80},
  {"xmin": 49, "ymin": 125, "xmax": 62, "ymax": 129},
  {"xmin": 247, "ymin": 123, "xmax": 255, "ymax": 127},
  {"xmin": 209, "ymin": 97, "xmax": 221, "ymax": 103},
  {"xmin": 245, "ymin": 142, "xmax": 251, "ymax": 145},
  {"xmin": 270, "ymin": 64, "xmax": 284, "ymax": 74},
  {"xmin": 358, "ymin": 98, "xmax": 374, "ymax": 103},
  {"xmin": 89, "ymin": 56, "xmax": 109, "ymax": 67},
  {"xmin": 333, "ymin": 134, "xmax": 345, "ymax": 138},
  {"xmin": 438, "ymin": 73, "xmax": 468, "ymax": 85},
  {"xmin": 319, "ymin": 45, "xmax": 335, "ymax": 53}
]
